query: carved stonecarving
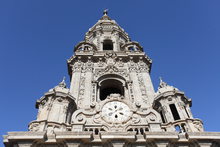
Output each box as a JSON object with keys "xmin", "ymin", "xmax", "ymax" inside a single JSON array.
[
  {"xmin": 104, "ymin": 65, "xmax": 119, "ymax": 73},
  {"xmin": 137, "ymin": 74, "xmax": 147, "ymax": 96},
  {"xmin": 71, "ymin": 94, "xmax": 161, "ymax": 132},
  {"xmin": 78, "ymin": 75, "xmax": 86, "ymax": 106},
  {"xmin": 193, "ymin": 121, "xmax": 204, "ymax": 132},
  {"xmin": 128, "ymin": 81, "xmax": 134, "ymax": 102},
  {"xmin": 104, "ymin": 52, "xmax": 117, "ymax": 66},
  {"xmin": 71, "ymin": 60, "xmax": 83, "ymax": 73},
  {"xmin": 74, "ymin": 41, "xmax": 97, "ymax": 52},
  {"xmin": 129, "ymin": 57, "xmax": 138, "ymax": 72},
  {"xmin": 139, "ymin": 65, "xmax": 149, "ymax": 72},
  {"xmin": 84, "ymin": 57, "xmax": 94, "ymax": 71},
  {"xmin": 178, "ymin": 102, "xmax": 185, "ymax": 110},
  {"xmin": 98, "ymin": 58, "xmax": 105, "ymax": 67},
  {"xmin": 162, "ymin": 106, "xmax": 168, "ymax": 113},
  {"xmin": 91, "ymin": 81, "xmax": 97, "ymax": 103},
  {"xmin": 117, "ymin": 58, "xmax": 124, "ymax": 67},
  {"xmin": 94, "ymin": 68, "xmax": 128, "ymax": 78},
  {"xmin": 29, "ymin": 123, "xmax": 40, "ymax": 132},
  {"xmin": 138, "ymin": 59, "xmax": 150, "ymax": 72},
  {"xmin": 132, "ymin": 114, "xmax": 141, "ymax": 124},
  {"xmin": 148, "ymin": 112, "xmax": 157, "ymax": 122},
  {"xmin": 71, "ymin": 109, "xmax": 97, "ymax": 124},
  {"xmin": 137, "ymin": 74, "xmax": 148, "ymax": 104}
]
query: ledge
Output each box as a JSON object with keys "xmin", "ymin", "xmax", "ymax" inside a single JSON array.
[
  {"xmin": 6, "ymin": 131, "xmax": 46, "ymax": 140},
  {"xmin": 187, "ymin": 132, "xmax": 220, "ymax": 140},
  {"xmin": 144, "ymin": 132, "xmax": 179, "ymax": 140}
]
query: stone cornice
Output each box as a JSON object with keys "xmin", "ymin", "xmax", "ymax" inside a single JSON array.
[{"xmin": 4, "ymin": 131, "xmax": 220, "ymax": 146}]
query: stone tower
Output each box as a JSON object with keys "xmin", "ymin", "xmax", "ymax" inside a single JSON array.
[{"xmin": 3, "ymin": 11, "xmax": 220, "ymax": 147}]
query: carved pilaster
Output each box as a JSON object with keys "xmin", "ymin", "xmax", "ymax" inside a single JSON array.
[{"xmin": 91, "ymin": 80, "xmax": 97, "ymax": 103}]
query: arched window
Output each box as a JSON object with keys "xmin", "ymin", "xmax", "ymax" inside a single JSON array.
[
  {"xmin": 99, "ymin": 79, "xmax": 124, "ymax": 101},
  {"xmin": 103, "ymin": 40, "xmax": 113, "ymax": 50},
  {"xmin": 169, "ymin": 104, "xmax": 180, "ymax": 120}
]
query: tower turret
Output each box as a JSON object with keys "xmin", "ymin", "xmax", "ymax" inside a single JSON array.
[
  {"xmin": 29, "ymin": 78, "xmax": 76, "ymax": 133},
  {"xmin": 153, "ymin": 78, "xmax": 204, "ymax": 132}
]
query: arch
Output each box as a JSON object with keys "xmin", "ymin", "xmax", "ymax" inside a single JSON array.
[
  {"xmin": 169, "ymin": 104, "xmax": 180, "ymax": 120},
  {"xmin": 74, "ymin": 41, "xmax": 97, "ymax": 52},
  {"xmin": 97, "ymin": 74, "xmax": 127, "ymax": 101},
  {"xmin": 121, "ymin": 41, "xmax": 143, "ymax": 52},
  {"xmin": 97, "ymin": 74, "xmax": 126, "ymax": 86},
  {"xmin": 103, "ymin": 39, "xmax": 113, "ymax": 50}
]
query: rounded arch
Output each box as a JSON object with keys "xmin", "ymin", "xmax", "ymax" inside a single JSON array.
[
  {"xmin": 74, "ymin": 41, "xmax": 97, "ymax": 52},
  {"xmin": 97, "ymin": 74, "xmax": 127, "ymax": 101},
  {"xmin": 98, "ymin": 74, "xmax": 126, "ymax": 87}
]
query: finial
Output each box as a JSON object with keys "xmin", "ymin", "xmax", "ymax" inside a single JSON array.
[
  {"xmin": 159, "ymin": 77, "xmax": 163, "ymax": 83},
  {"xmin": 159, "ymin": 77, "xmax": 167, "ymax": 88},
  {"xmin": 103, "ymin": 9, "xmax": 108, "ymax": 15},
  {"xmin": 62, "ymin": 76, "xmax": 66, "ymax": 83},
  {"xmin": 58, "ymin": 76, "xmax": 66, "ymax": 88}
]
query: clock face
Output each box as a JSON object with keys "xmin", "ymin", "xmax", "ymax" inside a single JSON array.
[{"xmin": 101, "ymin": 101, "xmax": 131, "ymax": 123}]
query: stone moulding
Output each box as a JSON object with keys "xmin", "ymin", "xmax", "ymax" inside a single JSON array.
[{"xmin": 3, "ymin": 131, "xmax": 220, "ymax": 146}]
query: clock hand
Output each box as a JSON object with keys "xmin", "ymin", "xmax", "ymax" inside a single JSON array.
[{"xmin": 119, "ymin": 112, "xmax": 124, "ymax": 115}]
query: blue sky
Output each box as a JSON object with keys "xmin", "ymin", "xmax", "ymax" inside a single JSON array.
[{"xmin": 1, "ymin": 0, "xmax": 220, "ymax": 141}]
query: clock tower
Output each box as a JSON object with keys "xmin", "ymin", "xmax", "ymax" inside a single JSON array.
[{"xmin": 3, "ymin": 11, "xmax": 220, "ymax": 147}]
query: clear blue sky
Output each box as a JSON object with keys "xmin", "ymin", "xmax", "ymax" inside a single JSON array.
[{"xmin": 1, "ymin": 0, "xmax": 220, "ymax": 141}]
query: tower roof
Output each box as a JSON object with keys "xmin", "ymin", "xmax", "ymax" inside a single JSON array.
[
  {"xmin": 85, "ymin": 10, "xmax": 130, "ymax": 42},
  {"xmin": 156, "ymin": 77, "xmax": 179, "ymax": 94}
]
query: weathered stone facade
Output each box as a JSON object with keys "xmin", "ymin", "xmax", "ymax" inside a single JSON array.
[{"xmin": 3, "ymin": 11, "xmax": 220, "ymax": 147}]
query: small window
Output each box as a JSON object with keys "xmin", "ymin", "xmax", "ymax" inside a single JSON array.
[
  {"xmin": 145, "ymin": 128, "xmax": 149, "ymax": 132},
  {"xmin": 169, "ymin": 104, "xmax": 180, "ymax": 120},
  {"xmin": 160, "ymin": 111, "xmax": 166, "ymax": 123},
  {"xmin": 103, "ymin": 40, "xmax": 113, "ymax": 50},
  {"xmin": 181, "ymin": 124, "xmax": 186, "ymax": 132},
  {"xmin": 140, "ymin": 128, "xmax": 144, "ymax": 135},
  {"xmin": 129, "ymin": 46, "xmax": 135, "ymax": 51},
  {"xmin": 184, "ymin": 106, "xmax": 190, "ymax": 118},
  {"xmin": 95, "ymin": 128, "xmax": 99, "ymax": 135},
  {"xmin": 175, "ymin": 125, "xmax": 181, "ymax": 132}
]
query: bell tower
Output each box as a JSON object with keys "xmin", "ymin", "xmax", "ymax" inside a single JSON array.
[
  {"xmin": 68, "ymin": 10, "xmax": 155, "ymax": 110},
  {"xmin": 4, "ymin": 11, "xmax": 220, "ymax": 147}
]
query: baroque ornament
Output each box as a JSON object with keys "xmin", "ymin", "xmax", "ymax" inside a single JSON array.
[{"xmin": 4, "ymin": 11, "xmax": 219, "ymax": 147}]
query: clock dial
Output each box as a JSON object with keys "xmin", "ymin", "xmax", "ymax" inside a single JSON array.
[{"xmin": 101, "ymin": 101, "xmax": 131, "ymax": 123}]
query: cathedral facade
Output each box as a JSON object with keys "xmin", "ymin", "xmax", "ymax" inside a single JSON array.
[{"xmin": 3, "ymin": 11, "xmax": 220, "ymax": 147}]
